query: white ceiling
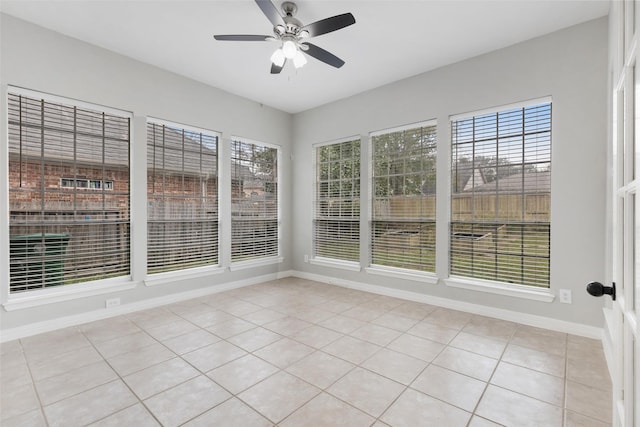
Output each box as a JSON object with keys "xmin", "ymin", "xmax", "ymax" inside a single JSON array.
[{"xmin": 1, "ymin": 0, "xmax": 609, "ymax": 114}]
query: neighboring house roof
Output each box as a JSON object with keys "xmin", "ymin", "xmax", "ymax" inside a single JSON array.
[
  {"xmin": 231, "ymin": 163, "xmax": 256, "ymax": 180},
  {"xmin": 466, "ymin": 171, "xmax": 550, "ymax": 194},
  {"xmin": 10, "ymin": 118, "xmax": 219, "ymax": 175},
  {"xmin": 148, "ymin": 125, "xmax": 217, "ymax": 176},
  {"xmin": 463, "ymin": 168, "xmax": 487, "ymax": 191},
  {"xmin": 9, "ymin": 98, "xmax": 130, "ymax": 166}
]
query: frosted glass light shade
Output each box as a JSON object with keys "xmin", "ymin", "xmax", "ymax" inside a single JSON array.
[
  {"xmin": 282, "ymin": 40, "xmax": 297, "ymax": 59},
  {"xmin": 270, "ymin": 49, "xmax": 285, "ymax": 66},
  {"xmin": 293, "ymin": 50, "xmax": 307, "ymax": 68}
]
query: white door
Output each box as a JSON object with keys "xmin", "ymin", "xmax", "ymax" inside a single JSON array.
[{"xmin": 607, "ymin": 3, "xmax": 639, "ymax": 426}]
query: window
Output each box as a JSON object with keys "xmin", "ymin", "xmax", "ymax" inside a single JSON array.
[
  {"xmin": 230, "ymin": 139, "xmax": 279, "ymax": 262},
  {"xmin": 60, "ymin": 178, "xmax": 114, "ymax": 190},
  {"xmin": 450, "ymin": 101, "xmax": 551, "ymax": 288},
  {"xmin": 7, "ymin": 90, "xmax": 131, "ymax": 293},
  {"xmin": 147, "ymin": 121, "xmax": 219, "ymax": 274},
  {"xmin": 313, "ymin": 138, "xmax": 360, "ymax": 263},
  {"xmin": 370, "ymin": 122, "xmax": 437, "ymax": 272}
]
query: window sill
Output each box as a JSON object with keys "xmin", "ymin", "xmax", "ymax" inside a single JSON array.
[
  {"xmin": 310, "ymin": 257, "xmax": 361, "ymax": 272},
  {"xmin": 145, "ymin": 265, "xmax": 225, "ymax": 287},
  {"xmin": 229, "ymin": 256, "xmax": 284, "ymax": 272},
  {"xmin": 365, "ymin": 265, "xmax": 438, "ymax": 284},
  {"xmin": 3, "ymin": 277, "xmax": 139, "ymax": 311},
  {"xmin": 444, "ymin": 276, "xmax": 555, "ymax": 302}
]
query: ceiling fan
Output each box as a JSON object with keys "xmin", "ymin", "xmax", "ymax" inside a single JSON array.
[{"xmin": 214, "ymin": 0, "xmax": 356, "ymax": 74}]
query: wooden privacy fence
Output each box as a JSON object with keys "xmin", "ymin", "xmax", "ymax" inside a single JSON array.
[
  {"xmin": 452, "ymin": 193, "xmax": 550, "ymax": 221},
  {"xmin": 374, "ymin": 194, "xmax": 549, "ymax": 221},
  {"xmin": 147, "ymin": 199, "xmax": 217, "ymax": 219},
  {"xmin": 9, "ymin": 208, "xmax": 129, "ymax": 283},
  {"xmin": 373, "ymin": 197, "xmax": 436, "ymax": 219}
]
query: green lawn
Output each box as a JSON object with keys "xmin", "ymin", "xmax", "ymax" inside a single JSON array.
[{"xmin": 316, "ymin": 222, "xmax": 550, "ymax": 287}]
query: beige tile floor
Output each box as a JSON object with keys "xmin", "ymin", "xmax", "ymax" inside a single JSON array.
[{"xmin": 0, "ymin": 277, "xmax": 612, "ymax": 426}]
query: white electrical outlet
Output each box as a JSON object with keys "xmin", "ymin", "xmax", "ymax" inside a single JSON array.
[
  {"xmin": 559, "ymin": 289, "xmax": 572, "ymax": 304},
  {"xmin": 105, "ymin": 297, "xmax": 121, "ymax": 308},
  {"xmin": 304, "ymin": 254, "xmax": 309, "ymax": 263}
]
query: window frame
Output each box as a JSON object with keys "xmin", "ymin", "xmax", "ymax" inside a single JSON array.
[
  {"xmin": 145, "ymin": 117, "xmax": 222, "ymax": 280},
  {"xmin": 3, "ymin": 86, "xmax": 136, "ymax": 309},
  {"xmin": 366, "ymin": 120, "xmax": 439, "ymax": 282},
  {"xmin": 445, "ymin": 97, "xmax": 555, "ymax": 301},
  {"xmin": 311, "ymin": 136, "xmax": 362, "ymax": 271},
  {"xmin": 229, "ymin": 136, "xmax": 282, "ymax": 270}
]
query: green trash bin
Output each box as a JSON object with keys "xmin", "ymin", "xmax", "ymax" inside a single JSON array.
[{"xmin": 9, "ymin": 233, "xmax": 71, "ymax": 292}]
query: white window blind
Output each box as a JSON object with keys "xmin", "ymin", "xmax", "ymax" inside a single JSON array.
[
  {"xmin": 314, "ymin": 139, "xmax": 360, "ymax": 262},
  {"xmin": 371, "ymin": 123, "xmax": 437, "ymax": 272},
  {"xmin": 450, "ymin": 102, "xmax": 551, "ymax": 288},
  {"xmin": 7, "ymin": 91, "xmax": 131, "ymax": 293},
  {"xmin": 147, "ymin": 121, "xmax": 219, "ymax": 274},
  {"xmin": 230, "ymin": 139, "xmax": 279, "ymax": 261}
]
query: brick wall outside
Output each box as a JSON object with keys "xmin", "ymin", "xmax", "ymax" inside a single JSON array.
[{"xmin": 9, "ymin": 158, "xmax": 129, "ymax": 213}]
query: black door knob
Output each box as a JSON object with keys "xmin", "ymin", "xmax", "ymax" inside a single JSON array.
[{"xmin": 586, "ymin": 281, "xmax": 616, "ymax": 301}]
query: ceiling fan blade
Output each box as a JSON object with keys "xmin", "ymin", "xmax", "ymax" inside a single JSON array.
[
  {"xmin": 301, "ymin": 13, "xmax": 355, "ymax": 37},
  {"xmin": 255, "ymin": 0, "xmax": 283, "ymax": 27},
  {"xmin": 214, "ymin": 35, "xmax": 271, "ymax": 41},
  {"xmin": 302, "ymin": 43, "xmax": 345, "ymax": 68},
  {"xmin": 271, "ymin": 59, "xmax": 286, "ymax": 74}
]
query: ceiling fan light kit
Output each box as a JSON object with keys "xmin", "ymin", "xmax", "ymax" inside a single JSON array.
[{"xmin": 213, "ymin": 0, "xmax": 355, "ymax": 74}]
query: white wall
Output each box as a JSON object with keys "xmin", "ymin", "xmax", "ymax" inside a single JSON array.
[
  {"xmin": 292, "ymin": 17, "xmax": 609, "ymax": 327},
  {"xmin": 0, "ymin": 13, "xmax": 609, "ymax": 335},
  {"xmin": 0, "ymin": 14, "xmax": 293, "ymax": 331}
]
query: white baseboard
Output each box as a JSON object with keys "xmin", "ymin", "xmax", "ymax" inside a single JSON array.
[
  {"xmin": 276, "ymin": 269, "xmax": 295, "ymax": 279},
  {"xmin": 292, "ymin": 270, "xmax": 603, "ymax": 340},
  {"xmin": 0, "ymin": 272, "xmax": 282, "ymax": 343},
  {"xmin": 1, "ymin": 268, "xmax": 603, "ymax": 342}
]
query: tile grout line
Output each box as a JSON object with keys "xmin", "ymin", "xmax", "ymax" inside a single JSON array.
[
  {"xmin": 373, "ymin": 315, "xmax": 471, "ymax": 426},
  {"xmin": 80, "ymin": 325, "xmax": 166, "ymax": 427},
  {"xmin": 467, "ymin": 323, "xmax": 520, "ymax": 426},
  {"xmin": 16, "ymin": 337, "xmax": 51, "ymax": 427}
]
